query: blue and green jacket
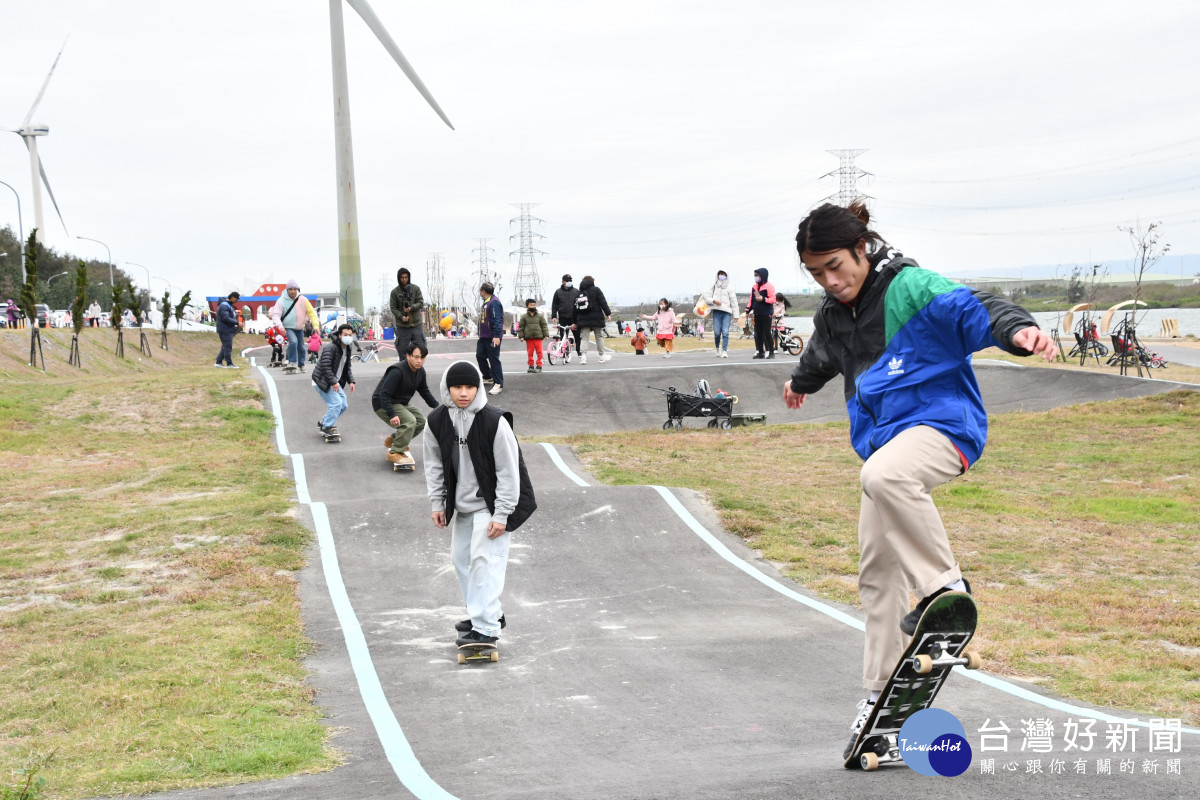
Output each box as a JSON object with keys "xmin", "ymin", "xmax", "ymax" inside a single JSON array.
[{"xmin": 789, "ymin": 249, "xmax": 1037, "ymax": 466}]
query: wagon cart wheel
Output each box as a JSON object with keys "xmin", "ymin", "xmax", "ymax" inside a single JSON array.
[
  {"xmin": 674, "ymin": 420, "xmax": 684, "ymax": 431},
  {"xmin": 720, "ymin": 419, "xmax": 732, "ymax": 430},
  {"xmin": 708, "ymin": 419, "xmax": 718, "ymax": 428},
  {"xmin": 663, "ymin": 420, "xmax": 674, "ymax": 431}
]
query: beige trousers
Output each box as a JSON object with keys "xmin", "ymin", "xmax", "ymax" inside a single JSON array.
[{"xmin": 858, "ymin": 425, "xmax": 964, "ymax": 691}]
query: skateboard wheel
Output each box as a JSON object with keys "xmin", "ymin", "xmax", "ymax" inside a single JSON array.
[
  {"xmin": 861, "ymin": 752, "xmax": 879, "ymax": 771},
  {"xmin": 965, "ymin": 651, "xmax": 982, "ymax": 670},
  {"xmin": 913, "ymin": 654, "xmax": 934, "ymax": 674},
  {"xmin": 457, "ymin": 653, "xmax": 466, "ymax": 665},
  {"xmin": 489, "ymin": 651, "xmax": 499, "ymax": 662}
]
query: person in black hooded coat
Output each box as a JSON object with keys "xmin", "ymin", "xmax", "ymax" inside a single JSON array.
[
  {"xmin": 389, "ymin": 268, "xmax": 427, "ymax": 358},
  {"xmin": 573, "ymin": 275, "xmax": 613, "ymax": 364}
]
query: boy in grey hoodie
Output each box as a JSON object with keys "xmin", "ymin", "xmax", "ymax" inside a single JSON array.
[{"xmin": 424, "ymin": 361, "xmax": 536, "ymax": 646}]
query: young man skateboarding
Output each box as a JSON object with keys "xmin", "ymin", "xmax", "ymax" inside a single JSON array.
[
  {"xmin": 372, "ymin": 341, "xmax": 439, "ymax": 468},
  {"xmin": 781, "ymin": 201, "xmax": 1056, "ymax": 758},
  {"xmin": 424, "ymin": 361, "xmax": 536, "ymax": 648},
  {"xmin": 312, "ymin": 323, "xmax": 357, "ymax": 440}
]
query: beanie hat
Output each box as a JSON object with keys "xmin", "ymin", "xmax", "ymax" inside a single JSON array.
[
  {"xmin": 445, "ymin": 361, "xmax": 480, "ymax": 389},
  {"xmin": 286, "ymin": 278, "xmax": 300, "ymax": 290}
]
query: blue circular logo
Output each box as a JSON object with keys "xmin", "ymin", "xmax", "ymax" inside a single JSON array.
[{"xmin": 897, "ymin": 708, "xmax": 972, "ymax": 776}]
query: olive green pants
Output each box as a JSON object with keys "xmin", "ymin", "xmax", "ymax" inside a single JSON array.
[{"xmin": 375, "ymin": 405, "xmax": 425, "ymax": 453}]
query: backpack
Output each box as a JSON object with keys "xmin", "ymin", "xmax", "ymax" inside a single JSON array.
[{"xmin": 574, "ymin": 292, "xmax": 589, "ymax": 312}]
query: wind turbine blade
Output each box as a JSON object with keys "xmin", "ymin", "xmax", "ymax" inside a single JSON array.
[
  {"xmin": 23, "ymin": 38, "xmax": 68, "ymax": 126},
  {"xmin": 24, "ymin": 140, "xmax": 69, "ymax": 236},
  {"xmin": 344, "ymin": 0, "xmax": 455, "ymax": 130}
]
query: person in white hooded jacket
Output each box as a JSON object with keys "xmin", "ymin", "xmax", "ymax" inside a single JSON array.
[
  {"xmin": 424, "ymin": 361, "xmax": 536, "ymax": 647},
  {"xmin": 703, "ymin": 269, "xmax": 738, "ymax": 358}
]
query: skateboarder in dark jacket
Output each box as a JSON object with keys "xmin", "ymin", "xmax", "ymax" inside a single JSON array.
[
  {"xmin": 312, "ymin": 323, "xmax": 357, "ymax": 438},
  {"xmin": 782, "ymin": 201, "xmax": 1056, "ymax": 758},
  {"xmin": 372, "ymin": 340, "xmax": 438, "ymax": 467},
  {"xmin": 424, "ymin": 361, "xmax": 536, "ymax": 647}
]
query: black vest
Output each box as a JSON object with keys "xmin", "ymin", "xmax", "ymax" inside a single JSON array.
[{"xmin": 427, "ymin": 403, "xmax": 537, "ymax": 531}]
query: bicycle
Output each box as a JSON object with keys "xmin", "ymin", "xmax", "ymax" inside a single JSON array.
[
  {"xmin": 351, "ymin": 342, "xmax": 382, "ymax": 363},
  {"xmin": 774, "ymin": 323, "xmax": 804, "ymax": 356},
  {"xmin": 546, "ymin": 325, "xmax": 576, "ymax": 365}
]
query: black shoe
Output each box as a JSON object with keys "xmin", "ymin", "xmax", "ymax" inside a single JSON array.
[
  {"xmin": 528, "ymin": 366, "xmax": 536, "ymax": 373},
  {"xmin": 455, "ymin": 614, "xmax": 505, "ymax": 633},
  {"xmin": 752, "ymin": 353, "xmax": 765, "ymax": 359},
  {"xmin": 843, "ymin": 698, "xmax": 875, "ymax": 760},
  {"xmin": 900, "ymin": 578, "xmax": 972, "ymax": 636},
  {"xmin": 767, "ymin": 352, "xmax": 776, "ymax": 359},
  {"xmin": 317, "ymin": 418, "xmax": 324, "ymax": 430},
  {"xmin": 456, "ymin": 629, "xmax": 499, "ymax": 647}
]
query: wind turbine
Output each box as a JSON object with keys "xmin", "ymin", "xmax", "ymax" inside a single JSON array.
[
  {"xmin": 4, "ymin": 42, "xmax": 70, "ymax": 247},
  {"xmin": 330, "ymin": 0, "xmax": 454, "ymax": 315}
]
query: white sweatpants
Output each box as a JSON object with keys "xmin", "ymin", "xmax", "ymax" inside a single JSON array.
[{"xmin": 451, "ymin": 509, "xmax": 510, "ymax": 637}]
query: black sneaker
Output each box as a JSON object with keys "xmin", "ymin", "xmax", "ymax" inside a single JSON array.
[
  {"xmin": 752, "ymin": 353, "xmax": 765, "ymax": 359},
  {"xmin": 843, "ymin": 698, "xmax": 875, "ymax": 760},
  {"xmin": 455, "ymin": 614, "xmax": 505, "ymax": 633},
  {"xmin": 455, "ymin": 629, "xmax": 499, "ymax": 647},
  {"xmin": 900, "ymin": 578, "xmax": 972, "ymax": 636},
  {"xmin": 767, "ymin": 352, "xmax": 776, "ymax": 359}
]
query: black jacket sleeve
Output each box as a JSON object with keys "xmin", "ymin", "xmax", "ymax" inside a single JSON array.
[
  {"xmin": 597, "ymin": 288, "xmax": 611, "ymax": 318},
  {"xmin": 376, "ymin": 367, "xmax": 401, "ymax": 418},
  {"xmin": 789, "ymin": 312, "xmax": 842, "ymax": 395},
  {"xmin": 971, "ymin": 290, "xmax": 1038, "ymax": 355}
]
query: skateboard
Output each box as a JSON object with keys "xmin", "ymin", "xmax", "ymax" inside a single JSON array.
[
  {"xmin": 845, "ymin": 592, "xmax": 981, "ymax": 771},
  {"xmin": 322, "ymin": 430, "xmax": 341, "ymax": 444},
  {"xmin": 282, "ymin": 365, "xmax": 298, "ymax": 374},
  {"xmin": 457, "ymin": 642, "xmax": 498, "ymax": 664},
  {"xmin": 391, "ymin": 459, "xmax": 414, "ymax": 472}
]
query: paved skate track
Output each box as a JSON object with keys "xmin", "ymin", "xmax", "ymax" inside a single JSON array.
[{"xmin": 144, "ymin": 350, "xmax": 1197, "ymax": 800}]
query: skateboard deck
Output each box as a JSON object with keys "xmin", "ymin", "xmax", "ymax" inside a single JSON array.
[
  {"xmin": 457, "ymin": 643, "xmax": 498, "ymax": 665},
  {"xmin": 322, "ymin": 432, "xmax": 341, "ymax": 443},
  {"xmin": 391, "ymin": 461, "xmax": 414, "ymax": 472},
  {"xmin": 845, "ymin": 592, "xmax": 980, "ymax": 771}
]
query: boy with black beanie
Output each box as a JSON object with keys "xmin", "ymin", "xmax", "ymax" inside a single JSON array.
[{"xmin": 424, "ymin": 361, "xmax": 537, "ymax": 647}]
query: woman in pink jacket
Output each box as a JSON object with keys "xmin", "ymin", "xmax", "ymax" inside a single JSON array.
[{"xmin": 640, "ymin": 298, "xmax": 677, "ymax": 359}]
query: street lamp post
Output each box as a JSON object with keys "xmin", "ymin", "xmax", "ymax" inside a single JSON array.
[
  {"xmin": 75, "ymin": 236, "xmax": 114, "ymax": 300},
  {"xmin": 0, "ymin": 179, "xmax": 25, "ymax": 285},
  {"xmin": 125, "ymin": 261, "xmax": 152, "ymax": 292}
]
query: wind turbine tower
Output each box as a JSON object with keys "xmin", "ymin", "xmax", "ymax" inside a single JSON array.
[
  {"xmin": 4, "ymin": 42, "xmax": 70, "ymax": 248},
  {"xmin": 823, "ymin": 149, "xmax": 872, "ymax": 207},
  {"xmin": 328, "ymin": 0, "xmax": 454, "ymax": 315},
  {"xmin": 509, "ymin": 203, "xmax": 547, "ymax": 305}
]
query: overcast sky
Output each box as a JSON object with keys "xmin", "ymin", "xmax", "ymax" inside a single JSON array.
[{"xmin": 2, "ymin": 0, "xmax": 1198, "ymax": 306}]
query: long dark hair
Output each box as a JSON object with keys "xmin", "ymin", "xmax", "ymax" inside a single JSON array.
[{"xmin": 795, "ymin": 200, "xmax": 883, "ymax": 259}]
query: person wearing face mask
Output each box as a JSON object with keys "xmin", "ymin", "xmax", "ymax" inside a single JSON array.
[
  {"xmin": 517, "ymin": 298, "xmax": 549, "ymax": 373},
  {"xmin": 703, "ymin": 270, "xmax": 738, "ymax": 358},
  {"xmin": 312, "ymin": 323, "xmax": 358, "ymax": 439},
  {"xmin": 640, "ymin": 298, "xmax": 677, "ymax": 359},
  {"xmin": 746, "ymin": 268, "xmax": 777, "ymax": 359},
  {"xmin": 550, "ymin": 274, "xmax": 582, "ymax": 359},
  {"xmin": 269, "ymin": 279, "xmax": 321, "ymax": 374}
]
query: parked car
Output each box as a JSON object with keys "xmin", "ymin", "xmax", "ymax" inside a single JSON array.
[
  {"xmin": 50, "ymin": 309, "xmax": 71, "ymax": 328},
  {"xmin": 35, "ymin": 303, "xmax": 51, "ymax": 328}
]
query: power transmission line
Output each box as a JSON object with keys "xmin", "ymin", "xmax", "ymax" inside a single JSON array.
[
  {"xmin": 823, "ymin": 149, "xmax": 872, "ymax": 206},
  {"xmin": 509, "ymin": 203, "xmax": 547, "ymax": 304}
]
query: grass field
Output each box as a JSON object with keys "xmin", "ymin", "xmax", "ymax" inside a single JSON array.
[
  {"xmin": 0, "ymin": 329, "xmax": 334, "ymax": 798},
  {"xmin": 553, "ymin": 390, "xmax": 1200, "ymax": 724}
]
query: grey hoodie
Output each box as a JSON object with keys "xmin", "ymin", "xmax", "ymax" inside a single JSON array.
[{"xmin": 423, "ymin": 362, "xmax": 521, "ymax": 526}]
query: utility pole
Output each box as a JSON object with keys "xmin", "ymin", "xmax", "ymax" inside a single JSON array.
[
  {"xmin": 509, "ymin": 203, "xmax": 547, "ymax": 305},
  {"xmin": 823, "ymin": 149, "xmax": 872, "ymax": 207}
]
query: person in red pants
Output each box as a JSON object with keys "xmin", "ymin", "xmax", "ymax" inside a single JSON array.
[{"xmin": 517, "ymin": 298, "xmax": 549, "ymax": 373}]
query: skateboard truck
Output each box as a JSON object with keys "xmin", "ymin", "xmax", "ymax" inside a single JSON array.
[
  {"xmin": 911, "ymin": 639, "xmax": 982, "ymax": 674},
  {"xmin": 860, "ymin": 736, "xmax": 902, "ymax": 771}
]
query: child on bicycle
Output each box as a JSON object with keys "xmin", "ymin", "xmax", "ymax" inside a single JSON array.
[{"xmin": 782, "ymin": 201, "xmax": 1056, "ymax": 760}]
